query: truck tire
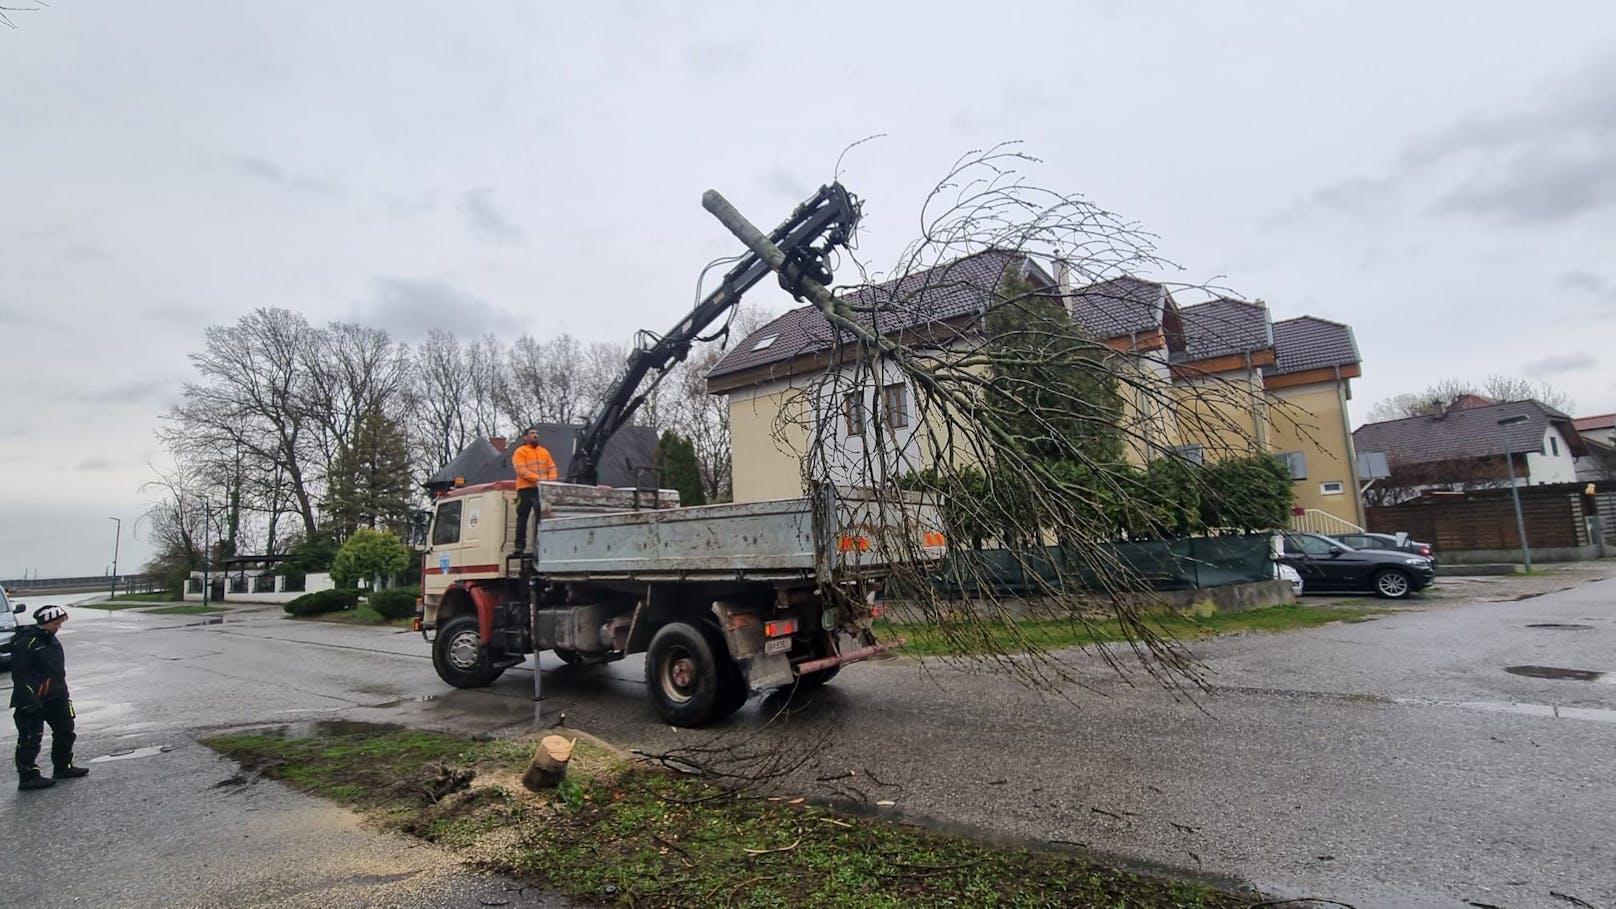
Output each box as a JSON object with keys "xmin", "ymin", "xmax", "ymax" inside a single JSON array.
[
  {"xmin": 433, "ymin": 616, "xmax": 502, "ymax": 688},
  {"xmin": 646, "ymin": 622, "xmax": 745, "ymax": 727}
]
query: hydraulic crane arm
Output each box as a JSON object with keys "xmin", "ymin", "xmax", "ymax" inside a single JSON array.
[{"xmin": 567, "ymin": 183, "xmax": 861, "ymax": 486}]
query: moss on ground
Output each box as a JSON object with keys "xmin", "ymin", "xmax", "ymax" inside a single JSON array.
[{"xmin": 205, "ymin": 724, "xmax": 1256, "ymax": 908}]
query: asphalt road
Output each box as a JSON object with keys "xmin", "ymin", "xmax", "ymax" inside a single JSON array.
[{"xmin": 3, "ymin": 569, "xmax": 1614, "ymax": 908}]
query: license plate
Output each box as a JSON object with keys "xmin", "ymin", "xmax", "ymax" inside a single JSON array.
[{"xmin": 764, "ymin": 637, "xmax": 792, "ymax": 655}]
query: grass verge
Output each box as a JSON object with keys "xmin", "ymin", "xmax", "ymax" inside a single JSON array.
[
  {"xmin": 879, "ymin": 603, "xmax": 1384, "ymax": 658},
  {"xmin": 204, "ymin": 724, "xmax": 1255, "ymax": 908},
  {"xmin": 144, "ymin": 604, "xmax": 226, "ymax": 615}
]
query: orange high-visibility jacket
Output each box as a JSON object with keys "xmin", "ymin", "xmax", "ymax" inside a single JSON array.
[{"xmin": 512, "ymin": 442, "xmax": 558, "ymax": 489}]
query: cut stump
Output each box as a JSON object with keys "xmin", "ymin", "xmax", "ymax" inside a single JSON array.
[{"xmin": 521, "ymin": 735, "xmax": 575, "ymax": 791}]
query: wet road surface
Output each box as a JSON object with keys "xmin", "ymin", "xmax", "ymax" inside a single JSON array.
[{"xmin": 4, "ymin": 569, "xmax": 1614, "ymax": 907}]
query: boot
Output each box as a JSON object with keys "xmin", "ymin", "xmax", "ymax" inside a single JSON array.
[
  {"xmin": 18, "ymin": 771, "xmax": 55, "ymax": 791},
  {"xmin": 53, "ymin": 765, "xmax": 89, "ymax": 780}
]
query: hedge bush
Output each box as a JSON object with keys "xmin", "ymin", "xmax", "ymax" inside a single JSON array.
[
  {"xmin": 366, "ymin": 588, "xmax": 420, "ymax": 621},
  {"xmin": 283, "ymin": 588, "xmax": 361, "ymax": 617}
]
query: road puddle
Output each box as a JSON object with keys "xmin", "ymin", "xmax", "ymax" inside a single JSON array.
[
  {"xmin": 90, "ymin": 744, "xmax": 175, "ymax": 762},
  {"xmin": 1525, "ymin": 623, "xmax": 1592, "ymax": 630},
  {"xmin": 1503, "ymin": 665, "xmax": 1612, "ymax": 683}
]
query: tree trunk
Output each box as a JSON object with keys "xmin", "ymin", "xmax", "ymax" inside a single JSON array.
[{"xmin": 520, "ymin": 735, "xmax": 575, "ymax": 791}]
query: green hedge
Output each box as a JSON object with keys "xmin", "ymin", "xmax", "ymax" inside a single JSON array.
[
  {"xmin": 283, "ymin": 588, "xmax": 361, "ymax": 617},
  {"xmin": 366, "ymin": 588, "xmax": 420, "ymax": 620}
]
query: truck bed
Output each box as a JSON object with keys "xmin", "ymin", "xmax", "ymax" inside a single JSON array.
[{"xmin": 534, "ymin": 493, "xmax": 940, "ymax": 582}]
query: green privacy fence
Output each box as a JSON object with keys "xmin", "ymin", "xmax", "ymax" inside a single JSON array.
[{"xmin": 923, "ymin": 534, "xmax": 1276, "ymax": 598}]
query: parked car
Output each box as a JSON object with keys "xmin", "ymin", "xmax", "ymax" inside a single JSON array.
[
  {"xmin": 1278, "ymin": 532, "xmax": 1436, "ymax": 599},
  {"xmin": 1329, "ymin": 532, "xmax": 1438, "ymax": 570},
  {"xmin": 0, "ymin": 586, "xmax": 24, "ymax": 669},
  {"xmin": 1274, "ymin": 562, "xmax": 1304, "ymax": 597}
]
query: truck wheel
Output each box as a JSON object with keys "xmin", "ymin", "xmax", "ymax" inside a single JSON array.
[
  {"xmin": 433, "ymin": 616, "xmax": 501, "ymax": 688},
  {"xmin": 646, "ymin": 622, "xmax": 742, "ymax": 727},
  {"xmin": 1372, "ymin": 569, "xmax": 1413, "ymax": 600}
]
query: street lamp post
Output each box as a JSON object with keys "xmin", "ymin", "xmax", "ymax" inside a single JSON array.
[
  {"xmin": 108, "ymin": 516, "xmax": 122, "ymax": 600},
  {"xmin": 201, "ymin": 498, "xmax": 212, "ymax": 609},
  {"xmin": 1497, "ymin": 415, "xmax": 1532, "ymax": 571}
]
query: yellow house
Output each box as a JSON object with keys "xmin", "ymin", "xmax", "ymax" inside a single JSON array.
[
  {"xmin": 1263, "ymin": 316, "xmax": 1365, "ymax": 528},
  {"xmin": 706, "ymin": 252, "xmax": 1365, "ymax": 530}
]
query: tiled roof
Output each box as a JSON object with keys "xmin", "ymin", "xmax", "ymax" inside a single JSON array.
[
  {"xmin": 1066, "ymin": 276, "xmax": 1168, "ymax": 338},
  {"xmin": 1176, "ymin": 297, "xmax": 1273, "ymax": 362},
  {"xmin": 1573, "ymin": 413, "xmax": 1616, "ymax": 432},
  {"xmin": 707, "ymin": 249, "xmax": 1036, "ymax": 382},
  {"xmin": 1352, "ymin": 400, "xmax": 1578, "ymax": 465},
  {"xmin": 1267, "ymin": 316, "xmax": 1360, "ymax": 376},
  {"xmin": 423, "ymin": 425, "xmax": 658, "ymax": 491}
]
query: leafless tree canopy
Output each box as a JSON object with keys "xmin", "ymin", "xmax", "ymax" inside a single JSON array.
[
  {"xmin": 149, "ymin": 309, "xmax": 746, "ymax": 571},
  {"xmin": 1366, "ymin": 376, "xmax": 1574, "ymax": 423},
  {"xmin": 767, "ymin": 146, "xmax": 1299, "ymax": 692}
]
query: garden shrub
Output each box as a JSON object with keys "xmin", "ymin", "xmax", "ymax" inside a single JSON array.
[
  {"xmin": 284, "ymin": 588, "xmax": 361, "ymax": 617},
  {"xmin": 366, "ymin": 587, "xmax": 420, "ymax": 620}
]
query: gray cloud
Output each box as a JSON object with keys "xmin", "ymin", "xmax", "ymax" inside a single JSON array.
[
  {"xmin": 1560, "ymin": 270, "xmax": 1609, "ymax": 293},
  {"xmin": 76, "ymin": 457, "xmax": 114, "ymax": 472},
  {"xmin": 54, "ymin": 378, "xmax": 174, "ymax": 406},
  {"xmin": 356, "ymin": 276, "xmax": 520, "ymax": 341},
  {"xmin": 141, "ymin": 303, "xmax": 207, "ymax": 326},
  {"xmin": 685, "ymin": 41, "xmax": 752, "ymax": 76},
  {"xmin": 1434, "ymin": 145, "xmax": 1616, "ymax": 223},
  {"xmin": 0, "ymin": 301, "xmax": 65, "ymax": 331},
  {"xmin": 64, "ymin": 244, "xmax": 116, "ymax": 263},
  {"xmin": 1524, "ymin": 352, "xmax": 1598, "ymax": 377},
  {"xmin": 221, "ymin": 153, "xmax": 341, "ymax": 195},
  {"xmin": 1275, "ymin": 58, "xmax": 1616, "ymax": 228},
  {"xmin": 1264, "ymin": 175, "xmax": 1402, "ymax": 228},
  {"xmin": 384, "ymin": 192, "xmax": 438, "ymax": 218},
  {"xmin": 761, "ymin": 166, "xmax": 809, "ymax": 201},
  {"xmin": 462, "ymin": 189, "xmax": 524, "ymax": 243}
]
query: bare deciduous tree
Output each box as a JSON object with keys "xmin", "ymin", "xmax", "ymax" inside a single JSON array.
[
  {"xmin": 1366, "ymin": 375, "xmax": 1574, "ymax": 423},
  {"xmin": 737, "ymin": 145, "xmax": 1298, "ymax": 693}
]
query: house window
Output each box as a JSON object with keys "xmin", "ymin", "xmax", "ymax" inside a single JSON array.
[
  {"xmin": 881, "ymin": 383, "xmax": 909, "ymax": 429},
  {"xmin": 843, "ymin": 392, "xmax": 865, "ymax": 437},
  {"xmin": 431, "ymin": 500, "xmax": 463, "ymax": 546},
  {"xmin": 1169, "ymin": 444, "xmax": 1204, "ymax": 465},
  {"xmin": 1550, "ymin": 436, "xmax": 1560, "ymax": 457},
  {"xmin": 751, "ymin": 334, "xmax": 778, "ymax": 351},
  {"xmin": 1274, "ymin": 450, "xmax": 1308, "ymax": 480},
  {"xmin": 1320, "ymin": 481, "xmax": 1345, "ymax": 496}
]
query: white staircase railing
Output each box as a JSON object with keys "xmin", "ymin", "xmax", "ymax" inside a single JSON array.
[{"xmin": 1288, "ymin": 508, "xmax": 1364, "ymax": 536}]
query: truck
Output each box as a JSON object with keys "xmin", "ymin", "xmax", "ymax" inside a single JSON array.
[{"xmin": 417, "ymin": 183, "xmax": 945, "ymax": 727}]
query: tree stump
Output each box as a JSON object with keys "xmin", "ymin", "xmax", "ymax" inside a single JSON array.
[{"xmin": 520, "ymin": 735, "xmax": 575, "ymax": 791}]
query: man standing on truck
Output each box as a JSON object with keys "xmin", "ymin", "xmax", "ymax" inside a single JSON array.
[{"xmin": 512, "ymin": 426, "xmax": 557, "ymax": 554}]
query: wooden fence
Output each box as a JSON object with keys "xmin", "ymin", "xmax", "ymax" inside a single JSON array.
[{"xmin": 1366, "ymin": 483, "xmax": 1594, "ymax": 552}]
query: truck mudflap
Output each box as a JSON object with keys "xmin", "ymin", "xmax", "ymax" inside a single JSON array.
[{"xmin": 794, "ymin": 638, "xmax": 906, "ymax": 675}]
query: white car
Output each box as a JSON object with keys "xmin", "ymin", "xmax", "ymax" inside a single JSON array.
[
  {"xmin": 0, "ymin": 587, "xmax": 24, "ymax": 669},
  {"xmin": 1275, "ymin": 562, "xmax": 1304, "ymax": 596}
]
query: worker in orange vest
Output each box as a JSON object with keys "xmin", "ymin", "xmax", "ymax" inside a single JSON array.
[{"xmin": 512, "ymin": 426, "xmax": 558, "ymax": 554}]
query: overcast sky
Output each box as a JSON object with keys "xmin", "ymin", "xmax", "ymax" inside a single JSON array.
[{"xmin": 4, "ymin": 2, "xmax": 1614, "ymax": 578}]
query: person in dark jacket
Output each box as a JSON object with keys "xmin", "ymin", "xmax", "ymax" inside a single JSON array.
[{"xmin": 11, "ymin": 605, "xmax": 89, "ymax": 791}]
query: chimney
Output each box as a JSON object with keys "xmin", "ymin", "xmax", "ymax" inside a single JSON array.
[
  {"xmin": 1053, "ymin": 256, "xmax": 1073, "ymax": 295},
  {"xmin": 489, "ymin": 436, "xmax": 508, "ymax": 453}
]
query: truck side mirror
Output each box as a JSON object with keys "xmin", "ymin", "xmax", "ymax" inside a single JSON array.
[{"xmin": 14, "ymin": 603, "xmax": 26, "ymax": 613}]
